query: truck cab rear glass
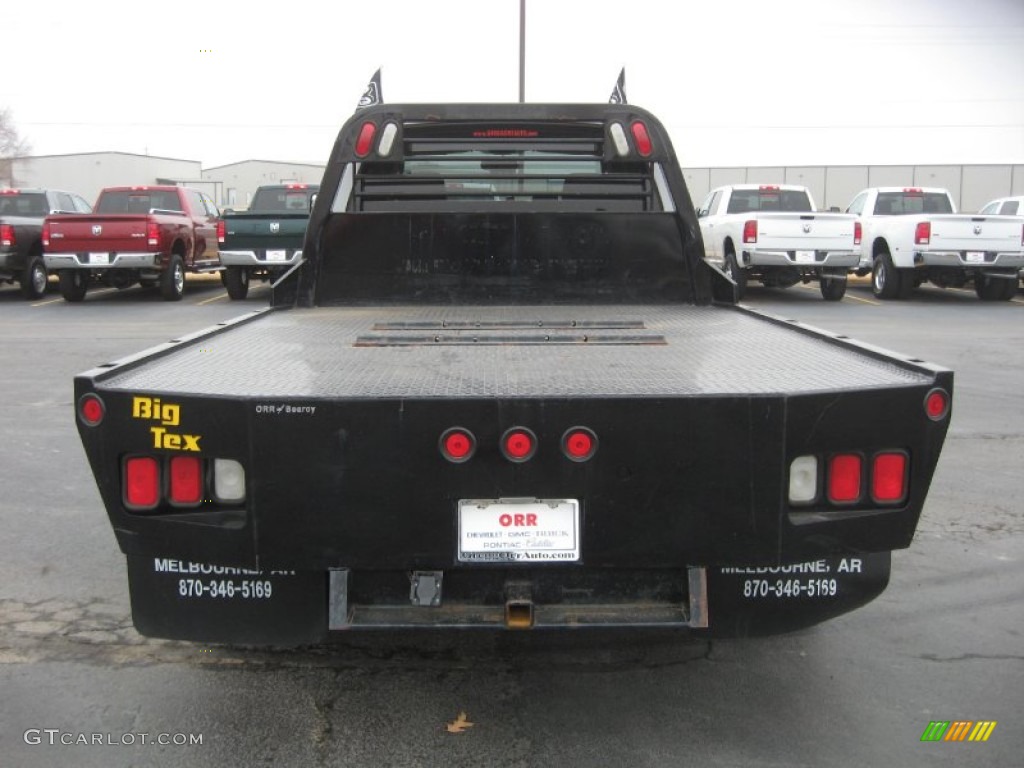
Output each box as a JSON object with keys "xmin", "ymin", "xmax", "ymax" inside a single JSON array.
[
  {"xmin": 726, "ymin": 190, "xmax": 812, "ymax": 214},
  {"xmin": 250, "ymin": 188, "xmax": 318, "ymax": 213},
  {"xmin": 96, "ymin": 190, "xmax": 183, "ymax": 214},
  {"xmin": 0, "ymin": 193, "xmax": 48, "ymax": 216},
  {"xmin": 873, "ymin": 192, "xmax": 954, "ymax": 216}
]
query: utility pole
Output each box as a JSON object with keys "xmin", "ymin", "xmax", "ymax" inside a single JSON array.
[{"xmin": 519, "ymin": 0, "xmax": 526, "ymax": 102}]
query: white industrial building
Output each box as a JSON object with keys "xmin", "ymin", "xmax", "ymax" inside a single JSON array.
[
  {"xmin": 6, "ymin": 152, "xmax": 1023, "ymax": 214},
  {"xmin": 201, "ymin": 161, "xmax": 326, "ymax": 211}
]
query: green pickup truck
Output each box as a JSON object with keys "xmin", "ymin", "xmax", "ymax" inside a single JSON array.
[{"xmin": 219, "ymin": 184, "xmax": 318, "ymax": 299}]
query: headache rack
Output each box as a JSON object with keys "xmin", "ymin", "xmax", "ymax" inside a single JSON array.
[{"xmin": 351, "ymin": 119, "xmax": 663, "ymax": 213}]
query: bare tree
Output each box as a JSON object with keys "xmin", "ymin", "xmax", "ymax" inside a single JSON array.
[{"xmin": 1, "ymin": 108, "xmax": 31, "ymax": 186}]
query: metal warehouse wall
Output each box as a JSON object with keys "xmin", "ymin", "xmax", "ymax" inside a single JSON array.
[
  {"xmin": 683, "ymin": 165, "xmax": 1024, "ymax": 213},
  {"xmin": 11, "ymin": 153, "xmax": 202, "ymax": 206}
]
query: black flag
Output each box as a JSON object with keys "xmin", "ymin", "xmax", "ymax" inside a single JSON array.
[
  {"xmin": 357, "ymin": 69, "xmax": 383, "ymax": 110},
  {"xmin": 608, "ymin": 68, "xmax": 626, "ymax": 105}
]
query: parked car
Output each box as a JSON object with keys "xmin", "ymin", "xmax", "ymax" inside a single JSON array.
[
  {"xmin": 0, "ymin": 188, "xmax": 92, "ymax": 299},
  {"xmin": 43, "ymin": 186, "xmax": 223, "ymax": 301}
]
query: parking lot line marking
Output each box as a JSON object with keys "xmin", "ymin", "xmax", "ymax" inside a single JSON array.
[
  {"xmin": 845, "ymin": 293, "xmax": 880, "ymax": 306},
  {"xmin": 32, "ymin": 296, "xmax": 65, "ymax": 307},
  {"xmin": 195, "ymin": 292, "xmax": 229, "ymax": 306}
]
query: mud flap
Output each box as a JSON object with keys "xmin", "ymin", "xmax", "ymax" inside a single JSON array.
[
  {"xmin": 126, "ymin": 555, "xmax": 327, "ymax": 645},
  {"xmin": 704, "ymin": 552, "xmax": 891, "ymax": 638}
]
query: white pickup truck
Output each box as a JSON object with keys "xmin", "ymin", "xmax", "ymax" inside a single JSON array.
[
  {"xmin": 697, "ymin": 184, "xmax": 860, "ymax": 301},
  {"xmin": 846, "ymin": 187, "xmax": 1024, "ymax": 301}
]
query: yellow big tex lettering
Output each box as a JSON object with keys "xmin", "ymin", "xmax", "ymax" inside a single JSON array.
[{"xmin": 131, "ymin": 396, "xmax": 202, "ymax": 452}]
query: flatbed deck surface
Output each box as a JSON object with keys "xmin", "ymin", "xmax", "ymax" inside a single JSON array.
[{"xmin": 99, "ymin": 305, "xmax": 932, "ymax": 398}]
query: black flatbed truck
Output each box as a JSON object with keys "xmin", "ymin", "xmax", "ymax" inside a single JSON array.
[{"xmin": 74, "ymin": 104, "xmax": 952, "ymax": 644}]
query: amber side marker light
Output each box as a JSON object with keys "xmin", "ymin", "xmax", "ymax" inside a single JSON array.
[{"xmin": 78, "ymin": 393, "xmax": 105, "ymax": 426}]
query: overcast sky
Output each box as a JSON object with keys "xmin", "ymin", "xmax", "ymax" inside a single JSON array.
[{"xmin": 3, "ymin": 0, "xmax": 1022, "ymax": 168}]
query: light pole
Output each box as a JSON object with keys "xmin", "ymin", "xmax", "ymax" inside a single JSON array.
[{"xmin": 519, "ymin": 0, "xmax": 526, "ymax": 102}]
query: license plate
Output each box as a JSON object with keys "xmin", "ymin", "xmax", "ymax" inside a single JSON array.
[
  {"xmin": 88, "ymin": 252, "xmax": 110, "ymax": 265},
  {"xmin": 965, "ymin": 251, "xmax": 985, "ymax": 263},
  {"xmin": 265, "ymin": 249, "xmax": 288, "ymax": 262},
  {"xmin": 458, "ymin": 499, "xmax": 580, "ymax": 563},
  {"xmin": 794, "ymin": 250, "xmax": 816, "ymax": 264}
]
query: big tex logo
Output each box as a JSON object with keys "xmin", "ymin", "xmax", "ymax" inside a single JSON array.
[
  {"xmin": 132, "ymin": 396, "xmax": 202, "ymax": 452},
  {"xmin": 920, "ymin": 720, "xmax": 997, "ymax": 742}
]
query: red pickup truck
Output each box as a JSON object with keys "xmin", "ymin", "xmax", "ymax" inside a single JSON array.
[{"xmin": 43, "ymin": 185, "xmax": 223, "ymax": 301}]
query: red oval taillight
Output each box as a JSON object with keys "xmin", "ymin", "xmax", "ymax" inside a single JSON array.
[
  {"xmin": 355, "ymin": 122, "xmax": 377, "ymax": 158},
  {"xmin": 630, "ymin": 121, "xmax": 653, "ymax": 157},
  {"xmin": 501, "ymin": 428, "xmax": 537, "ymax": 462},
  {"xmin": 562, "ymin": 428, "xmax": 598, "ymax": 462},
  {"xmin": 78, "ymin": 393, "xmax": 105, "ymax": 426},
  {"xmin": 440, "ymin": 428, "xmax": 476, "ymax": 463}
]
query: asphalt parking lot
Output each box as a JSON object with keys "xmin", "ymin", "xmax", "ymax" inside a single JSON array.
[{"xmin": 1, "ymin": 275, "xmax": 1021, "ymax": 767}]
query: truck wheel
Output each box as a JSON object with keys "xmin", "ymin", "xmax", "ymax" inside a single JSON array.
[
  {"xmin": 724, "ymin": 250, "xmax": 747, "ymax": 299},
  {"xmin": 871, "ymin": 251, "xmax": 902, "ymax": 299},
  {"xmin": 20, "ymin": 256, "xmax": 48, "ymax": 299},
  {"xmin": 974, "ymin": 273, "xmax": 1017, "ymax": 301},
  {"xmin": 819, "ymin": 276, "xmax": 847, "ymax": 301},
  {"xmin": 224, "ymin": 267, "xmax": 249, "ymax": 300},
  {"xmin": 160, "ymin": 255, "xmax": 185, "ymax": 301},
  {"xmin": 58, "ymin": 270, "xmax": 88, "ymax": 302}
]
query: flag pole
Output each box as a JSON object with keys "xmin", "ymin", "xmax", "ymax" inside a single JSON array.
[{"xmin": 519, "ymin": 0, "xmax": 526, "ymax": 102}]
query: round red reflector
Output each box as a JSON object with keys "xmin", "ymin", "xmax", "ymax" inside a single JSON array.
[
  {"xmin": 924, "ymin": 389, "xmax": 950, "ymax": 421},
  {"xmin": 78, "ymin": 394, "xmax": 105, "ymax": 426},
  {"xmin": 439, "ymin": 428, "xmax": 475, "ymax": 463},
  {"xmin": 562, "ymin": 428, "xmax": 598, "ymax": 462},
  {"xmin": 501, "ymin": 428, "xmax": 537, "ymax": 462}
]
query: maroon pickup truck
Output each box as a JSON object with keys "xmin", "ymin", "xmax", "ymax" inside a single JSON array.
[{"xmin": 43, "ymin": 185, "xmax": 223, "ymax": 301}]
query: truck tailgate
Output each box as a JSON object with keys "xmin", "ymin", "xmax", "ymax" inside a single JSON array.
[
  {"xmin": 752, "ymin": 213, "xmax": 856, "ymax": 251},
  {"xmin": 223, "ymin": 212, "xmax": 308, "ymax": 250},
  {"xmin": 47, "ymin": 214, "xmax": 151, "ymax": 252},
  {"xmin": 77, "ymin": 304, "xmax": 950, "ymax": 573},
  {"xmin": 929, "ymin": 214, "xmax": 1024, "ymax": 251}
]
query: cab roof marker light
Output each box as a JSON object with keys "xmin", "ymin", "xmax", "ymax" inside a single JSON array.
[
  {"xmin": 630, "ymin": 121, "xmax": 653, "ymax": 157},
  {"xmin": 354, "ymin": 122, "xmax": 377, "ymax": 158},
  {"xmin": 377, "ymin": 122, "xmax": 399, "ymax": 157},
  {"xmin": 788, "ymin": 455, "xmax": 818, "ymax": 504},
  {"xmin": 609, "ymin": 122, "xmax": 630, "ymax": 157},
  {"xmin": 213, "ymin": 459, "xmax": 246, "ymax": 503}
]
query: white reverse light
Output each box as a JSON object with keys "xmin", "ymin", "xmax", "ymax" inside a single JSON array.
[
  {"xmin": 789, "ymin": 455, "xmax": 818, "ymax": 504},
  {"xmin": 213, "ymin": 459, "xmax": 246, "ymax": 503}
]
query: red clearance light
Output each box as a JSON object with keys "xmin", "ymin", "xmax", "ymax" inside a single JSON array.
[
  {"xmin": 147, "ymin": 220, "xmax": 160, "ymax": 247},
  {"xmin": 216, "ymin": 219, "xmax": 226, "ymax": 244},
  {"xmin": 903, "ymin": 188, "xmax": 923, "ymax": 195},
  {"xmin": 124, "ymin": 456, "xmax": 160, "ymax": 510},
  {"xmin": 501, "ymin": 427, "xmax": 537, "ymax": 462},
  {"xmin": 78, "ymin": 393, "xmax": 105, "ymax": 426},
  {"xmin": 758, "ymin": 185, "xmax": 781, "ymax": 191},
  {"xmin": 355, "ymin": 122, "xmax": 377, "ymax": 158},
  {"xmin": 630, "ymin": 121, "xmax": 653, "ymax": 157},
  {"xmin": 828, "ymin": 454, "xmax": 862, "ymax": 504},
  {"xmin": 743, "ymin": 219, "xmax": 758, "ymax": 243},
  {"xmin": 440, "ymin": 427, "xmax": 476, "ymax": 463},
  {"xmin": 872, "ymin": 452, "xmax": 908, "ymax": 504},
  {"xmin": 924, "ymin": 388, "xmax": 950, "ymax": 421},
  {"xmin": 915, "ymin": 221, "xmax": 931, "ymax": 245},
  {"xmin": 562, "ymin": 428, "xmax": 598, "ymax": 462},
  {"xmin": 169, "ymin": 456, "xmax": 204, "ymax": 505},
  {"xmin": 854, "ymin": 221, "xmax": 862, "ymax": 245},
  {"xmin": 0, "ymin": 188, "xmax": 20, "ymax": 195},
  {"xmin": 285, "ymin": 184, "xmax": 308, "ymax": 189},
  {"xmin": 0, "ymin": 223, "xmax": 14, "ymax": 247}
]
